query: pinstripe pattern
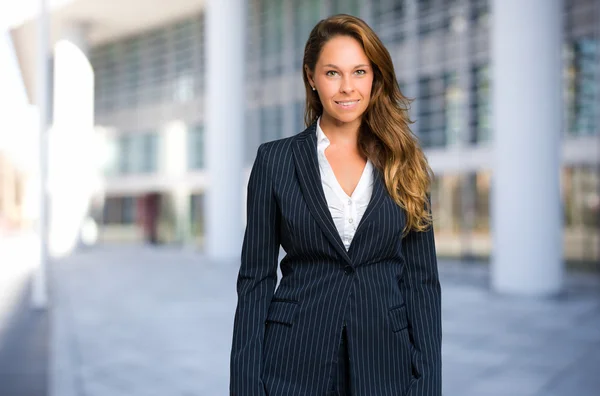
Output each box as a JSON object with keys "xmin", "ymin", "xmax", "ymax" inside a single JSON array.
[{"xmin": 231, "ymin": 122, "xmax": 442, "ymax": 396}]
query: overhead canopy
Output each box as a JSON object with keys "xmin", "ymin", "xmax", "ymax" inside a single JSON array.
[{"xmin": 9, "ymin": 0, "xmax": 206, "ymax": 104}]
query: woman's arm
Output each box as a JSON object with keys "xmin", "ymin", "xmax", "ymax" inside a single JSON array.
[
  {"xmin": 399, "ymin": 199, "xmax": 442, "ymax": 396},
  {"xmin": 230, "ymin": 144, "xmax": 280, "ymax": 396}
]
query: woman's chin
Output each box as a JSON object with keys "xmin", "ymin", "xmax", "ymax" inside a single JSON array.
[{"xmin": 326, "ymin": 112, "xmax": 364, "ymax": 126}]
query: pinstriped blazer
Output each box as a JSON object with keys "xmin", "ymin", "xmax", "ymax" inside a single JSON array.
[{"xmin": 230, "ymin": 122, "xmax": 442, "ymax": 396}]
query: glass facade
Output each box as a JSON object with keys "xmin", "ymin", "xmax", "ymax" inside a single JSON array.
[
  {"xmin": 90, "ymin": 0, "xmax": 599, "ymax": 267},
  {"xmin": 190, "ymin": 193, "xmax": 206, "ymax": 238},
  {"xmin": 103, "ymin": 196, "xmax": 136, "ymax": 225},
  {"xmin": 91, "ymin": 14, "xmax": 205, "ymax": 112},
  {"xmin": 430, "ymin": 171, "xmax": 491, "ymax": 259},
  {"xmin": 565, "ymin": 37, "xmax": 598, "ymax": 137},
  {"xmin": 371, "ymin": 0, "xmax": 406, "ymax": 45},
  {"xmin": 293, "ymin": 0, "xmax": 321, "ymax": 67},
  {"xmin": 470, "ymin": 64, "xmax": 491, "ymax": 143},
  {"xmin": 563, "ymin": 166, "xmax": 600, "ymax": 266},
  {"xmin": 188, "ymin": 125, "xmax": 205, "ymax": 170},
  {"xmin": 104, "ymin": 132, "xmax": 159, "ymax": 176},
  {"xmin": 418, "ymin": 73, "xmax": 452, "ymax": 148}
]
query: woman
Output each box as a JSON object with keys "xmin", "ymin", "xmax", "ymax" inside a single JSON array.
[{"xmin": 231, "ymin": 14, "xmax": 441, "ymax": 396}]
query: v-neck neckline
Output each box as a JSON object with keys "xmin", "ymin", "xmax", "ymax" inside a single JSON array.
[
  {"xmin": 321, "ymin": 151, "xmax": 372, "ymax": 200},
  {"xmin": 316, "ymin": 118, "xmax": 372, "ymax": 200}
]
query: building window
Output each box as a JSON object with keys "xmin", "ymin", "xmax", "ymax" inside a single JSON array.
[
  {"xmin": 469, "ymin": 0, "xmax": 489, "ymax": 26},
  {"xmin": 418, "ymin": 74, "xmax": 449, "ymax": 148},
  {"xmin": 114, "ymin": 133, "xmax": 159, "ymax": 175},
  {"xmin": 103, "ymin": 196, "xmax": 136, "ymax": 225},
  {"xmin": 260, "ymin": 0, "xmax": 285, "ymax": 77},
  {"xmin": 293, "ymin": 0, "xmax": 321, "ymax": 68},
  {"xmin": 188, "ymin": 125, "xmax": 205, "ymax": 170},
  {"xmin": 471, "ymin": 64, "xmax": 491, "ymax": 143},
  {"xmin": 260, "ymin": 105, "xmax": 284, "ymax": 143},
  {"xmin": 330, "ymin": 0, "xmax": 360, "ymax": 16},
  {"xmin": 562, "ymin": 166, "xmax": 600, "ymax": 266},
  {"xmin": 140, "ymin": 133, "xmax": 159, "ymax": 173},
  {"xmin": 117, "ymin": 135, "xmax": 133, "ymax": 174},
  {"xmin": 566, "ymin": 37, "xmax": 598, "ymax": 136},
  {"xmin": 146, "ymin": 27, "xmax": 169, "ymax": 103},
  {"xmin": 419, "ymin": 0, "xmax": 451, "ymax": 36},
  {"xmin": 194, "ymin": 14, "xmax": 206, "ymax": 96},
  {"xmin": 190, "ymin": 193, "xmax": 205, "ymax": 237},
  {"xmin": 92, "ymin": 43, "xmax": 119, "ymax": 113},
  {"xmin": 444, "ymin": 72, "xmax": 462, "ymax": 146},
  {"xmin": 123, "ymin": 37, "xmax": 141, "ymax": 107},
  {"xmin": 171, "ymin": 18, "xmax": 197, "ymax": 102},
  {"xmin": 294, "ymin": 100, "xmax": 306, "ymax": 130},
  {"xmin": 372, "ymin": 0, "xmax": 405, "ymax": 44},
  {"xmin": 91, "ymin": 14, "xmax": 204, "ymax": 110}
]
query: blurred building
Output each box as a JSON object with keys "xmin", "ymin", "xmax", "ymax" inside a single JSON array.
[
  {"xmin": 0, "ymin": 152, "xmax": 25, "ymax": 231},
  {"xmin": 6, "ymin": 0, "xmax": 600, "ymax": 269}
]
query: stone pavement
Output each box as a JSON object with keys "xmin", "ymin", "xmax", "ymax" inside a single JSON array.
[{"xmin": 50, "ymin": 245, "xmax": 600, "ymax": 396}]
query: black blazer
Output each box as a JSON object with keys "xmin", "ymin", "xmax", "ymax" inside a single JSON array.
[{"xmin": 230, "ymin": 123, "xmax": 442, "ymax": 396}]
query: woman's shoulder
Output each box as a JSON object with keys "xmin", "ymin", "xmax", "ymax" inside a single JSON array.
[{"xmin": 256, "ymin": 125, "xmax": 313, "ymax": 160}]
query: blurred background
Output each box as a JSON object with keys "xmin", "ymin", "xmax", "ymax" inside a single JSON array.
[{"xmin": 0, "ymin": 0, "xmax": 599, "ymax": 395}]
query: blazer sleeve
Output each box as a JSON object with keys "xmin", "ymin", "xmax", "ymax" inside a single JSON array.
[
  {"xmin": 230, "ymin": 144, "xmax": 280, "ymax": 396},
  {"xmin": 399, "ymin": 199, "xmax": 442, "ymax": 396}
]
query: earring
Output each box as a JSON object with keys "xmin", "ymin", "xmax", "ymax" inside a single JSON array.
[{"xmin": 312, "ymin": 86, "xmax": 316, "ymax": 91}]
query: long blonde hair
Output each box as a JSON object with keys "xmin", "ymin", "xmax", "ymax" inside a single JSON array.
[{"xmin": 302, "ymin": 14, "xmax": 433, "ymax": 234}]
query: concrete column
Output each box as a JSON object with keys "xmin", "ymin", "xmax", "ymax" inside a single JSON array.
[
  {"xmin": 456, "ymin": 0, "xmax": 476, "ymax": 260},
  {"xmin": 32, "ymin": 0, "xmax": 50, "ymax": 308},
  {"xmin": 172, "ymin": 186, "xmax": 191, "ymax": 245},
  {"xmin": 491, "ymin": 0, "xmax": 563, "ymax": 295},
  {"xmin": 405, "ymin": 0, "xmax": 419, "ymax": 136},
  {"xmin": 162, "ymin": 120, "xmax": 191, "ymax": 245},
  {"xmin": 282, "ymin": 0, "xmax": 295, "ymax": 138},
  {"xmin": 48, "ymin": 21, "xmax": 97, "ymax": 257},
  {"xmin": 205, "ymin": 0, "xmax": 245, "ymax": 259}
]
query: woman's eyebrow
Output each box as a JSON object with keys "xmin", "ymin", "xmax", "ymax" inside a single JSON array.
[{"xmin": 322, "ymin": 63, "xmax": 371, "ymax": 69}]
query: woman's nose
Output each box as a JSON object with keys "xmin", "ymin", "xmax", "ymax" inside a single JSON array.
[{"xmin": 339, "ymin": 77, "xmax": 355, "ymax": 94}]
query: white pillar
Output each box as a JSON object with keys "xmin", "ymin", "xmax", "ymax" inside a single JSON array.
[
  {"xmin": 456, "ymin": 0, "xmax": 476, "ymax": 259},
  {"xmin": 205, "ymin": 0, "xmax": 245, "ymax": 259},
  {"xmin": 161, "ymin": 120, "xmax": 192, "ymax": 245},
  {"xmin": 32, "ymin": 0, "xmax": 50, "ymax": 309},
  {"xmin": 405, "ymin": 0, "xmax": 419, "ymax": 136},
  {"xmin": 48, "ymin": 21, "xmax": 96, "ymax": 257},
  {"xmin": 491, "ymin": 0, "xmax": 563, "ymax": 295},
  {"xmin": 172, "ymin": 186, "xmax": 191, "ymax": 245}
]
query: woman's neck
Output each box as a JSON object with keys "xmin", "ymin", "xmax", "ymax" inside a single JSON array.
[{"xmin": 319, "ymin": 113, "xmax": 361, "ymax": 148}]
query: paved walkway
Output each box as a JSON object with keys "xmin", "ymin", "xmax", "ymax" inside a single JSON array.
[
  {"xmin": 50, "ymin": 245, "xmax": 600, "ymax": 396},
  {"xmin": 0, "ymin": 233, "xmax": 48, "ymax": 396}
]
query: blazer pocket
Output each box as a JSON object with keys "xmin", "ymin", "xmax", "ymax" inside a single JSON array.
[
  {"xmin": 388, "ymin": 304, "xmax": 409, "ymax": 332},
  {"xmin": 265, "ymin": 300, "xmax": 299, "ymax": 326}
]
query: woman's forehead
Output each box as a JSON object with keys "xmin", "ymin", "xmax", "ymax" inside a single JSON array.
[{"xmin": 317, "ymin": 36, "xmax": 370, "ymax": 66}]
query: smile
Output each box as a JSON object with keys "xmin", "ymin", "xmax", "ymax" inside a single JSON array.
[{"xmin": 334, "ymin": 100, "xmax": 360, "ymax": 108}]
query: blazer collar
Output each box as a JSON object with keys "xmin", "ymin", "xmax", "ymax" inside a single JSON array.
[{"xmin": 292, "ymin": 122, "xmax": 386, "ymax": 265}]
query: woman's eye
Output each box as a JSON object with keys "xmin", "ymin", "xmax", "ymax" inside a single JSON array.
[
  {"xmin": 326, "ymin": 70, "xmax": 338, "ymax": 77},
  {"xmin": 355, "ymin": 69, "xmax": 366, "ymax": 75}
]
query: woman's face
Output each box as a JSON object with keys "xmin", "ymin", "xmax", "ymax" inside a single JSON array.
[{"xmin": 306, "ymin": 35, "xmax": 374, "ymax": 127}]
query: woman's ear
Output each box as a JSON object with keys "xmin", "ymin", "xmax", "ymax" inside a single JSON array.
[{"xmin": 304, "ymin": 65, "xmax": 315, "ymax": 88}]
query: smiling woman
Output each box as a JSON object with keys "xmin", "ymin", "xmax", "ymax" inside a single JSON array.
[
  {"xmin": 305, "ymin": 35, "xmax": 373, "ymax": 126},
  {"xmin": 231, "ymin": 14, "xmax": 441, "ymax": 396}
]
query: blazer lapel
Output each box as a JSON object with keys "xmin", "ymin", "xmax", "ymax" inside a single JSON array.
[
  {"xmin": 292, "ymin": 124, "xmax": 353, "ymax": 266},
  {"xmin": 353, "ymin": 168, "xmax": 386, "ymax": 239}
]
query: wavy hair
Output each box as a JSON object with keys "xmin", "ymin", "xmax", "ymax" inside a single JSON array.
[{"xmin": 302, "ymin": 14, "xmax": 433, "ymax": 234}]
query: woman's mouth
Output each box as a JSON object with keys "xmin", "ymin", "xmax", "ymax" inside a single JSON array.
[{"xmin": 334, "ymin": 99, "xmax": 360, "ymax": 109}]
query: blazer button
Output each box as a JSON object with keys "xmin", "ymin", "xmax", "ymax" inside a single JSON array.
[{"xmin": 344, "ymin": 265, "xmax": 354, "ymax": 275}]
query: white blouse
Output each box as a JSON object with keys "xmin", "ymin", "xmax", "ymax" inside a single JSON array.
[{"xmin": 316, "ymin": 118, "xmax": 374, "ymax": 250}]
